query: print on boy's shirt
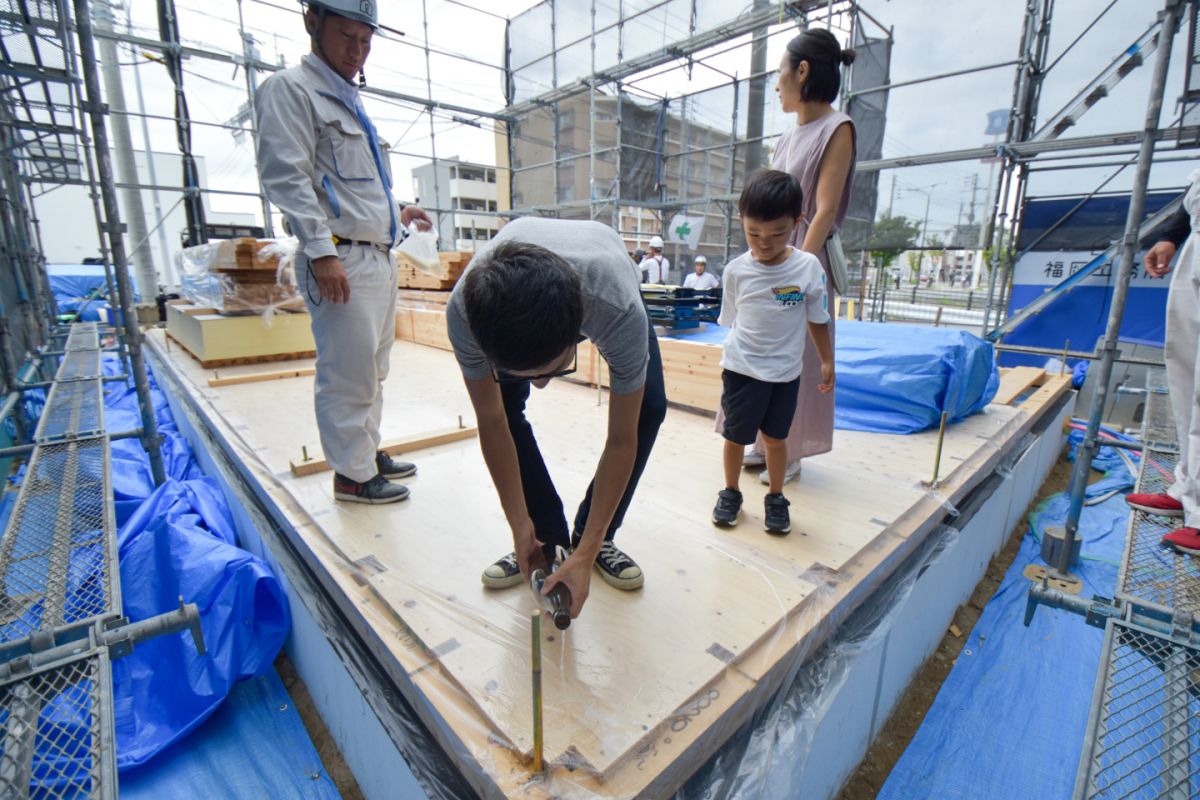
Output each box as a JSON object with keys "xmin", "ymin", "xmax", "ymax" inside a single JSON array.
[{"xmin": 771, "ymin": 285, "xmax": 806, "ymax": 307}]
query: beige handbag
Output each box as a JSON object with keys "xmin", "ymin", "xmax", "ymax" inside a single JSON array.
[{"xmin": 826, "ymin": 231, "xmax": 851, "ymax": 297}]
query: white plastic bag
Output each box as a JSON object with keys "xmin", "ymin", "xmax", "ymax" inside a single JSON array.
[{"xmin": 395, "ymin": 223, "xmax": 441, "ymax": 275}]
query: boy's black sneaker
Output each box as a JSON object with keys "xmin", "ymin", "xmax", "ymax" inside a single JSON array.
[
  {"xmin": 376, "ymin": 450, "xmax": 417, "ymax": 479},
  {"xmin": 333, "ymin": 473, "xmax": 409, "ymax": 504},
  {"xmin": 764, "ymin": 492, "xmax": 791, "ymax": 535},
  {"xmin": 712, "ymin": 488, "xmax": 743, "ymax": 527}
]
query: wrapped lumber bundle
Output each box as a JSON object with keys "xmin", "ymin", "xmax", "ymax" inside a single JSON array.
[
  {"xmin": 178, "ymin": 237, "xmax": 305, "ymax": 316},
  {"xmin": 395, "ymin": 250, "xmax": 471, "ymax": 290}
]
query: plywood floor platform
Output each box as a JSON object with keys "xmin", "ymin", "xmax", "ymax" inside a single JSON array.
[{"xmin": 143, "ymin": 329, "xmax": 1071, "ymax": 799}]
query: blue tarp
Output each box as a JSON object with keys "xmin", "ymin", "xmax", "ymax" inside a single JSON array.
[
  {"xmin": 85, "ymin": 353, "xmax": 291, "ymax": 770},
  {"xmin": 669, "ymin": 320, "xmax": 999, "ymax": 434},
  {"xmin": 47, "ymin": 264, "xmax": 115, "ymax": 322},
  {"xmin": 120, "ymin": 670, "xmax": 339, "ymax": 799},
  {"xmin": 877, "ymin": 433, "xmax": 1195, "ymax": 799}
]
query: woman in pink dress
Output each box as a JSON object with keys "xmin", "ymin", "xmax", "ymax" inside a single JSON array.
[{"xmin": 745, "ymin": 28, "xmax": 857, "ymax": 483}]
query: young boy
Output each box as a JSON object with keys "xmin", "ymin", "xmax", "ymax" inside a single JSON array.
[{"xmin": 712, "ymin": 170, "xmax": 835, "ymax": 535}]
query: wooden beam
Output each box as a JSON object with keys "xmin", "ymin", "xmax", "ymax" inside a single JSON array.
[
  {"xmin": 289, "ymin": 425, "xmax": 479, "ymax": 477},
  {"xmin": 993, "ymin": 366, "xmax": 1046, "ymax": 405},
  {"xmin": 208, "ymin": 366, "xmax": 316, "ymax": 387}
]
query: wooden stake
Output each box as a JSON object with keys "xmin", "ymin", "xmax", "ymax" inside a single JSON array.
[
  {"xmin": 289, "ymin": 425, "xmax": 479, "ymax": 477},
  {"xmin": 933, "ymin": 306, "xmax": 943, "ymax": 327},
  {"xmin": 531, "ymin": 611, "xmax": 544, "ymax": 774}
]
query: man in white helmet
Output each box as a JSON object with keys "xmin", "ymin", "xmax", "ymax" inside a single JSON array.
[
  {"xmin": 254, "ymin": 0, "xmax": 432, "ymax": 504},
  {"xmin": 683, "ymin": 254, "xmax": 719, "ymax": 290},
  {"xmin": 639, "ymin": 235, "xmax": 671, "ymax": 284}
]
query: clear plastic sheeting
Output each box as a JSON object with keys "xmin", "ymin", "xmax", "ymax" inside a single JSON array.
[
  {"xmin": 676, "ymin": 524, "xmax": 960, "ymax": 799},
  {"xmin": 119, "ymin": 670, "xmax": 337, "ymax": 799},
  {"xmin": 176, "ymin": 239, "xmax": 305, "ymax": 318}
]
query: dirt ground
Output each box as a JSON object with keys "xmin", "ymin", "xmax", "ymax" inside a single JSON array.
[
  {"xmin": 281, "ymin": 455, "xmax": 1077, "ymax": 800},
  {"xmin": 835, "ymin": 455, "xmax": 1076, "ymax": 800},
  {"xmin": 276, "ymin": 654, "xmax": 366, "ymax": 800}
]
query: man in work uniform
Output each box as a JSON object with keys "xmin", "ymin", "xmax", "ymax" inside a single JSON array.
[
  {"xmin": 254, "ymin": 0, "xmax": 431, "ymax": 504},
  {"xmin": 683, "ymin": 254, "xmax": 720, "ymax": 290},
  {"xmin": 448, "ymin": 218, "xmax": 668, "ymax": 618},
  {"xmin": 639, "ymin": 236, "xmax": 671, "ymax": 284}
]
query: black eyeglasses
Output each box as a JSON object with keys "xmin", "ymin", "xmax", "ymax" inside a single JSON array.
[{"xmin": 490, "ymin": 347, "xmax": 578, "ymax": 385}]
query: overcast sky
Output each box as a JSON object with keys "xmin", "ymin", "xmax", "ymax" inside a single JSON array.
[{"xmin": 109, "ymin": 0, "xmax": 1196, "ymax": 242}]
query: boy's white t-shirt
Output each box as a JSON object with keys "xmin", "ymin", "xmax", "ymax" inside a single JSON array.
[{"xmin": 718, "ymin": 247, "xmax": 831, "ymax": 383}]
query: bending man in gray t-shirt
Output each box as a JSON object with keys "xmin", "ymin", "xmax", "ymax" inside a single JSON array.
[{"xmin": 447, "ymin": 217, "xmax": 667, "ymax": 618}]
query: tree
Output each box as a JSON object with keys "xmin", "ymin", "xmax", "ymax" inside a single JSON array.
[
  {"xmin": 905, "ymin": 250, "xmax": 922, "ymax": 282},
  {"xmin": 869, "ymin": 214, "xmax": 922, "ymax": 269}
]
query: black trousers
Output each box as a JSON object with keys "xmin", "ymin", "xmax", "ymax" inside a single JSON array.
[{"xmin": 500, "ymin": 323, "xmax": 667, "ymax": 550}]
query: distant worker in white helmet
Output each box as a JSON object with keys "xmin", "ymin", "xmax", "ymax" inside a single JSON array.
[
  {"xmin": 683, "ymin": 254, "xmax": 720, "ymax": 290},
  {"xmin": 254, "ymin": 0, "xmax": 432, "ymax": 504},
  {"xmin": 639, "ymin": 235, "xmax": 671, "ymax": 284}
]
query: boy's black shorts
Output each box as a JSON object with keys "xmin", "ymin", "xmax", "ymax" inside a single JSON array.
[{"xmin": 720, "ymin": 369, "xmax": 800, "ymax": 445}]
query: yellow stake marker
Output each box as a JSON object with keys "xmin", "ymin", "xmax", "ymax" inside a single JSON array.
[
  {"xmin": 930, "ymin": 411, "xmax": 949, "ymax": 487},
  {"xmin": 531, "ymin": 611, "xmax": 544, "ymax": 774}
]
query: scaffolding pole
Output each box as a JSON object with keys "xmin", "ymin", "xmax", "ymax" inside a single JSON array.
[
  {"xmin": 1056, "ymin": 0, "xmax": 1183, "ymax": 576},
  {"xmin": 71, "ymin": 0, "xmax": 166, "ymax": 486}
]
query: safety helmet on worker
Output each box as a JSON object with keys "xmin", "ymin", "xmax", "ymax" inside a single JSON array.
[
  {"xmin": 300, "ymin": 0, "xmax": 378, "ymax": 30},
  {"xmin": 694, "ymin": 254, "xmax": 707, "ymax": 264},
  {"xmin": 649, "ymin": 236, "xmax": 664, "ymax": 250}
]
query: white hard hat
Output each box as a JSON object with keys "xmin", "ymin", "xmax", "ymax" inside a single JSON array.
[
  {"xmin": 302, "ymin": 0, "xmax": 378, "ymax": 29},
  {"xmin": 649, "ymin": 236, "xmax": 664, "ymax": 249},
  {"xmin": 694, "ymin": 254, "xmax": 707, "ymax": 263}
]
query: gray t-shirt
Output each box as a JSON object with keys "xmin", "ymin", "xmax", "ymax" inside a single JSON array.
[{"xmin": 447, "ymin": 218, "xmax": 650, "ymax": 393}]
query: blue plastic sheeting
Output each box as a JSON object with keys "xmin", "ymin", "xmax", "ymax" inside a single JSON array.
[
  {"xmin": 834, "ymin": 321, "xmax": 998, "ymax": 433},
  {"xmin": 879, "ymin": 442, "xmax": 1135, "ymax": 799},
  {"xmin": 47, "ymin": 264, "xmax": 115, "ymax": 321},
  {"xmin": 114, "ymin": 478, "xmax": 290, "ymax": 770},
  {"xmin": 101, "ymin": 356, "xmax": 205, "ymax": 525},
  {"xmin": 120, "ymin": 669, "xmax": 339, "ymax": 799},
  {"xmin": 668, "ymin": 321, "xmax": 999, "ymax": 433},
  {"xmin": 84, "ymin": 352, "xmax": 291, "ymax": 769}
]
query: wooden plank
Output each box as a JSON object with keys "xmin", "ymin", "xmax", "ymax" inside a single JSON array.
[
  {"xmin": 208, "ymin": 366, "xmax": 315, "ymax": 387},
  {"xmin": 166, "ymin": 303, "xmax": 316, "ymax": 365},
  {"xmin": 288, "ymin": 425, "xmax": 479, "ymax": 477},
  {"xmin": 994, "ymin": 366, "xmax": 1046, "ymax": 405}
]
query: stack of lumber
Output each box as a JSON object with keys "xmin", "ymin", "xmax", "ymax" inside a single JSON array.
[
  {"xmin": 211, "ymin": 238, "xmax": 304, "ymax": 315},
  {"xmin": 395, "ymin": 289, "xmax": 452, "ymax": 351},
  {"xmin": 396, "ymin": 250, "xmax": 471, "ymax": 290}
]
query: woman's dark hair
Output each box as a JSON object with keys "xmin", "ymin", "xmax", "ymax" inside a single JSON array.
[
  {"xmin": 738, "ymin": 169, "xmax": 804, "ymax": 222},
  {"xmin": 462, "ymin": 240, "xmax": 583, "ymax": 372},
  {"xmin": 785, "ymin": 28, "xmax": 855, "ymax": 104}
]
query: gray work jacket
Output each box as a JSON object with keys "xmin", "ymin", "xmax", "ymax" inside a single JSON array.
[{"xmin": 254, "ymin": 54, "xmax": 396, "ymax": 262}]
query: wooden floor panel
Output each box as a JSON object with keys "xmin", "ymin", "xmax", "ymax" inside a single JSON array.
[{"xmin": 145, "ymin": 330, "xmax": 1068, "ymax": 797}]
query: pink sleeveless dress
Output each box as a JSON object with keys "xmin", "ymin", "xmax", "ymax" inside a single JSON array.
[{"xmin": 732, "ymin": 111, "xmax": 857, "ymax": 460}]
